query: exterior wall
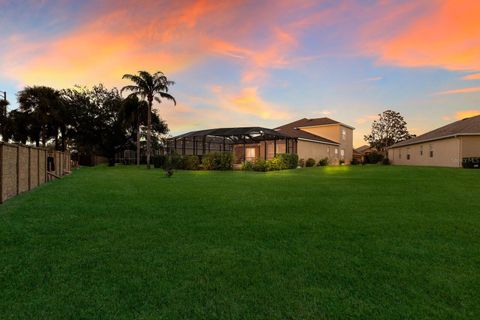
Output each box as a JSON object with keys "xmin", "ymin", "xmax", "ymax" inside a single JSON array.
[
  {"xmin": 298, "ymin": 124, "xmax": 354, "ymax": 164},
  {"xmin": 0, "ymin": 143, "xmax": 70, "ymax": 203},
  {"xmin": 460, "ymin": 136, "xmax": 480, "ymax": 157},
  {"xmin": 388, "ymin": 137, "xmax": 461, "ymax": 167},
  {"xmin": 297, "ymin": 140, "xmax": 337, "ymax": 164},
  {"xmin": 233, "ymin": 140, "xmax": 289, "ymax": 163}
]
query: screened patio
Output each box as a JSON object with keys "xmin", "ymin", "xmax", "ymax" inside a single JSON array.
[{"xmin": 166, "ymin": 127, "xmax": 297, "ymax": 163}]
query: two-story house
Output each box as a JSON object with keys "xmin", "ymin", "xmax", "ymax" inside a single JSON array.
[{"xmin": 275, "ymin": 117, "xmax": 354, "ymax": 164}]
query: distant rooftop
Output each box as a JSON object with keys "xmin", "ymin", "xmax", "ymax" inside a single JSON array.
[{"xmin": 391, "ymin": 115, "xmax": 480, "ymax": 148}]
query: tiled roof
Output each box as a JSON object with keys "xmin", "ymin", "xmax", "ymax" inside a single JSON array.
[{"xmin": 391, "ymin": 115, "xmax": 480, "ymax": 148}]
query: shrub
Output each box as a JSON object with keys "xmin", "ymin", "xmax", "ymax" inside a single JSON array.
[
  {"xmin": 339, "ymin": 159, "xmax": 345, "ymax": 165},
  {"xmin": 317, "ymin": 158, "xmax": 329, "ymax": 166},
  {"xmin": 163, "ymin": 153, "xmax": 183, "ymax": 170},
  {"xmin": 382, "ymin": 158, "xmax": 391, "ymax": 165},
  {"xmin": 252, "ymin": 159, "xmax": 268, "ymax": 172},
  {"xmin": 299, "ymin": 158, "xmax": 305, "ymax": 167},
  {"xmin": 351, "ymin": 158, "xmax": 360, "ymax": 165},
  {"xmin": 366, "ymin": 152, "xmax": 384, "ymax": 164},
  {"xmin": 202, "ymin": 152, "xmax": 233, "ymax": 170},
  {"xmin": 306, "ymin": 158, "xmax": 316, "ymax": 167},
  {"xmin": 152, "ymin": 155, "xmax": 166, "ymax": 168},
  {"xmin": 281, "ymin": 153, "xmax": 299, "ymax": 169},
  {"xmin": 183, "ymin": 155, "xmax": 200, "ymax": 170},
  {"xmin": 241, "ymin": 161, "xmax": 254, "ymax": 171}
]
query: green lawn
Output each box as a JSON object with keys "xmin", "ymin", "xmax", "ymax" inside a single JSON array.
[{"xmin": 1, "ymin": 165, "xmax": 479, "ymax": 319}]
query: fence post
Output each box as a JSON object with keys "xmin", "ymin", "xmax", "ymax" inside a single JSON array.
[
  {"xmin": 28, "ymin": 147, "xmax": 31, "ymax": 190},
  {"xmin": 16, "ymin": 145, "xmax": 19, "ymax": 196},
  {"xmin": 0, "ymin": 144, "xmax": 3, "ymax": 203}
]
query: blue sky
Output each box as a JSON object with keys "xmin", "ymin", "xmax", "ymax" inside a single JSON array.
[{"xmin": 1, "ymin": 0, "xmax": 480, "ymax": 146}]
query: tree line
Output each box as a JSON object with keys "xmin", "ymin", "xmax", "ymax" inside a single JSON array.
[{"xmin": 0, "ymin": 71, "xmax": 175, "ymax": 168}]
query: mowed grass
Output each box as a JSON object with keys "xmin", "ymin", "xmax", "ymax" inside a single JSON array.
[{"xmin": 1, "ymin": 165, "xmax": 480, "ymax": 319}]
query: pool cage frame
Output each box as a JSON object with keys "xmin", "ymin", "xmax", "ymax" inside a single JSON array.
[{"xmin": 165, "ymin": 127, "xmax": 297, "ymax": 163}]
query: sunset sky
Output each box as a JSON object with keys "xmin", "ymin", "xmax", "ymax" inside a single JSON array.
[{"xmin": 1, "ymin": 0, "xmax": 480, "ymax": 146}]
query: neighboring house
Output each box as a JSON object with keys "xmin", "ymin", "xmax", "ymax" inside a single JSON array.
[
  {"xmin": 167, "ymin": 117, "xmax": 355, "ymax": 165},
  {"xmin": 354, "ymin": 145, "xmax": 376, "ymax": 162},
  {"xmin": 388, "ymin": 115, "xmax": 480, "ymax": 167},
  {"xmin": 275, "ymin": 117, "xmax": 355, "ymax": 164}
]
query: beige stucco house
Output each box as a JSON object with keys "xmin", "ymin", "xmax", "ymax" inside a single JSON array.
[
  {"xmin": 388, "ymin": 115, "xmax": 480, "ymax": 167},
  {"xmin": 168, "ymin": 117, "xmax": 355, "ymax": 165},
  {"xmin": 275, "ymin": 118, "xmax": 354, "ymax": 164}
]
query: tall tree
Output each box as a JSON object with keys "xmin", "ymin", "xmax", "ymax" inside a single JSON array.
[
  {"xmin": 17, "ymin": 86, "xmax": 61, "ymax": 147},
  {"xmin": 121, "ymin": 71, "xmax": 176, "ymax": 169},
  {"xmin": 121, "ymin": 95, "xmax": 148, "ymax": 165},
  {"xmin": 364, "ymin": 110, "xmax": 415, "ymax": 157}
]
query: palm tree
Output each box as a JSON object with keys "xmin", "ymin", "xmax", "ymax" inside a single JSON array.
[{"xmin": 121, "ymin": 71, "xmax": 176, "ymax": 169}]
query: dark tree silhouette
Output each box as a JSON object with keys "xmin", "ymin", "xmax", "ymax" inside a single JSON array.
[
  {"xmin": 364, "ymin": 110, "xmax": 415, "ymax": 158},
  {"xmin": 121, "ymin": 71, "xmax": 176, "ymax": 169}
]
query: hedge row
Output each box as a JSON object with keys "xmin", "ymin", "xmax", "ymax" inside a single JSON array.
[
  {"xmin": 242, "ymin": 154, "xmax": 299, "ymax": 172},
  {"xmin": 152, "ymin": 152, "xmax": 233, "ymax": 171}
]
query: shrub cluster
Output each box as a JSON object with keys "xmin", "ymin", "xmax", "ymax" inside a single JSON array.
[
  {"xmin": 351, "ymin": 158, "xmax": 361, "ymax": 165},
  {"xmin": 317, "ymin": 158, "xmax": 328, "ymax": 166},
  {"xmin": 243, "ymin": 153, "xmax": 299, "ymax": 172},
  {"xmin": 305, "ymin": 158, "xmax": 316, "ymax": 167},
  {"xmin": 365, "ymin": 152, "xmax": 384, "ymax": 164},
  {"xmin": 183, "ymin": 155, "xmax": 200, "ymax": 170},
  {"xmin": 201, "ymin": 152, "xmax": 233, "ymax": 170}
]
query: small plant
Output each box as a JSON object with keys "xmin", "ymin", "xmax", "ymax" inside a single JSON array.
[
  {"xmin": 306, "ymin": 158, "xmax": 316, "ymax": 167},
  {"xmin": 382, "ymin": 158, "xmax": 391, "ymax": 165},
  {"xmin": 317, "ymin": 158, "xmax": 329, "ymax": 166}
]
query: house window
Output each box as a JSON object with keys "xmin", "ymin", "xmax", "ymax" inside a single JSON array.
[
  {"xmin": 399, "ymin": 149, "xmax": 402, "ymax": 159},
  {"xmin": 420, "ymin": 145, "xmax": 423, "ymax": 156},
  {"xmin": 429, "ymin": 145, "xmax": 433, "ymax": 158},
  {"xmin": 407, "ymin": 148, "xmax": 410, "ymax": 160},
  {"xmin": 246, "ymin": 147, "xmax": 256, "ymax": 161},
  {"xmin": 342, "ymin": 129, "xmax": 346, "ymax": 141},
  {"xmin": 407, "ymin": 154, "xmax": 410, "ymax": 160},
  {"xmin": 335, "ymin": 148, "xmax": 338, "ymax": 156},
  {"xmin": 327, "ymin": 147, "xmax": 330, "ymax": 153},
  {"xmin": 340, "ymin": 149, "xmax": 345, "ymax": 158}
]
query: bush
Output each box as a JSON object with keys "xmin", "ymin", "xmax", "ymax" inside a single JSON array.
[
  {"xmin": 317, "ymin": 158, "xmax": 329, "ymax": 166},
  {"xmin": 366, "ymin": 152, "xmax": 384, "ymax": 164},
  {"xmin": 202, "ymin": 152, "xmax": 233, "ymax": 170},
  {"xmin": 299, "ymin": 158, "xmax": 305, "ymax": 168},
  {"xmin": 252, "ymin": 159, "xmax": 268, "ymax": 172},
  {"xmin": 351, "ymin": 158, "xmax": 360, "ymax": 165},
  {"xmin": 306, "ymin": 158, "xmax": 316, "ymax": 167},
  {"xmin": 183, "ymin": 155, "xmax": 200, "ymax": 170},
  {"xmin": 382, "ymin": 158, "xmax": 391, "ymax": 165},
  {"xmin": 241, "ymin": 161, "xmax": 254, "ymax": 171},
  {"xmin": 163, "ymin": 153, "xmax": 183, "ymax": 170},
  {"xmin": 339, "ymin": 159, "xmax": 345, "ymax": 165},
  {"xmin": 152, "ymin": 155, "xmax": 166, "ymax": 168}
]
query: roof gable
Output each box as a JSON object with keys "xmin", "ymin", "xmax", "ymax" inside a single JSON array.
[{"xmin": 391, "ymin": 115, "xmax": 480, "ymax": 148}]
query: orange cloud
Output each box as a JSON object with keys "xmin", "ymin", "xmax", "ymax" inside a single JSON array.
[
  {"xmin": 368, "ymin": 0, "xmax": 480, "ymax": 71},
  {"xmin": 455, "ymin": 110, "xmax": 480, "ymax": 120},
  {"xmin": 213, "ymin": 86, "xmax": 292, "ymax": 120},
  {"xmin": 435, "ymin": 87, "xmax": 480, "ymax": 95},
  {"xmin": 462, "ymin": 73, "xmax": 480, "ymax": 80}
]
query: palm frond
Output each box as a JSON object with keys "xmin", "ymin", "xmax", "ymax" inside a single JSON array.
[{"xmin": 155, "ymin": 92, "xmax": 176, "ymax": 105}]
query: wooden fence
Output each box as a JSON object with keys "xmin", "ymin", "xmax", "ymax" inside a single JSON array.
[{"xmin": 0, "ymin": 143, "xmax": 71, "ymax": 203}]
